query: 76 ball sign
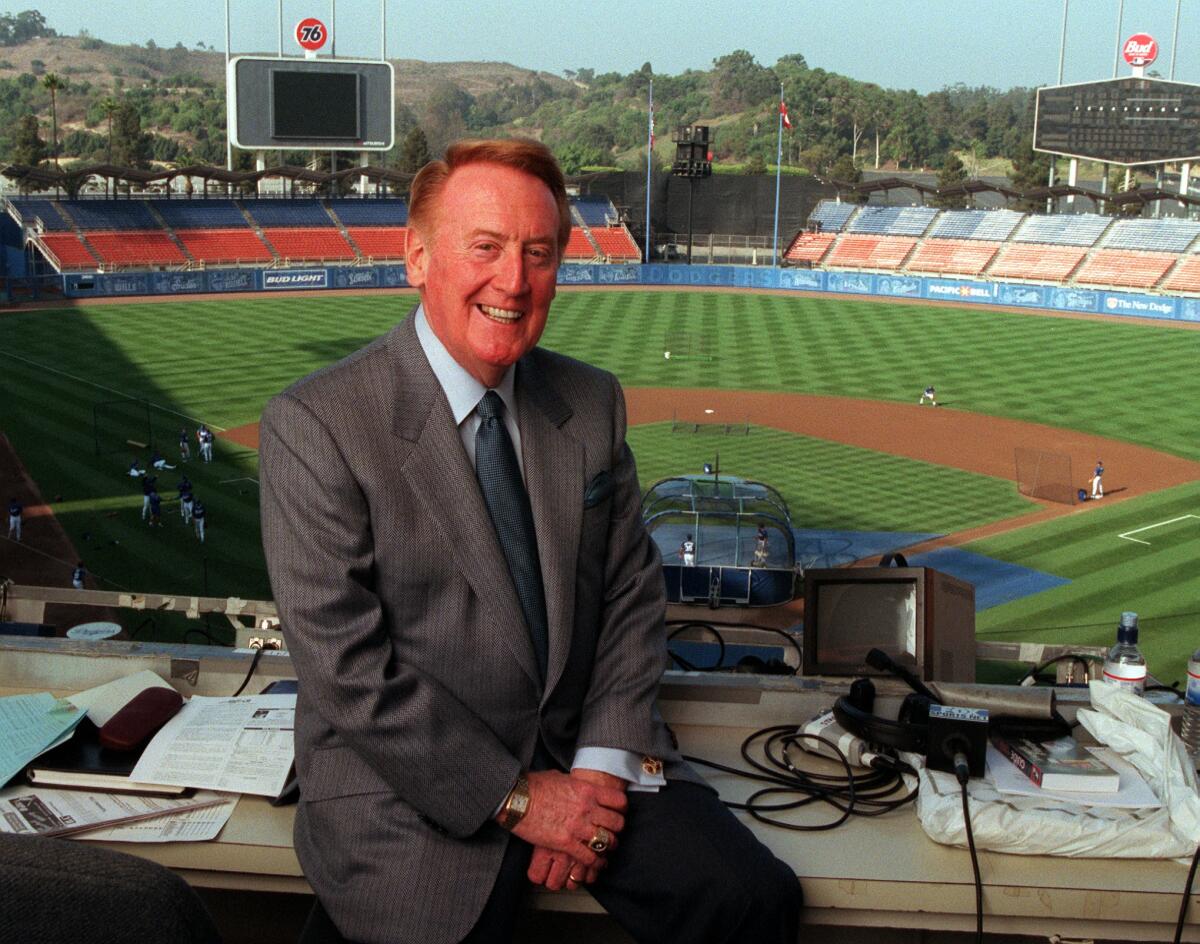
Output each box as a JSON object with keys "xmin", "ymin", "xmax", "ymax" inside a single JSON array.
[{"xmin": 295, "ymin": 17, "xmax": 329, "ymax": 52}]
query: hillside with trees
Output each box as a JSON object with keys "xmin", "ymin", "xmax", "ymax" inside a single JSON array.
[{"xmin": 0, "ymin": 8, "xmax": 1058, "ymax": 186}]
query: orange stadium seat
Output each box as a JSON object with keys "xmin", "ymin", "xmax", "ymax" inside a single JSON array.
[
  {"xmin": 988, "ymin": 244, "xmax": 1086, "ymax": 282},
  {"xmin": 591, "ymin": 226, "xmax": 640, "ymax": 261},
  {"xmin": 564, "ymin": 228, "xmax": 598, "ymax": 260},
  {"xmin": 905, "ymin": 239, "xmax": 999, "ymax": 275},
  {"xmin": 38, "ymin": 233, "xmax": 98, "ymax": 269},
  {"xmin": 348, "ymin": 226, "xmax": 407, "ymax": 260},
  {"xmin": 1160, "ymin": 256, "xmax": 1200, "ymax": 293},
  {"xmin": 825, "ymin": 235, "xmax": 915, "ymax": 270},
  {"xmin": 783, "ymin": 232, "xmax": 835, "ymax": 264},
  {"xmin": 175, "ymin": 229, "xmax": 273, "ymax": 264},
  {"xmin": 87, "ymin": 230, "xmax": 186, "ymax": 266},
  {"xmin": 263, "ymin": 228, "xmax": 356, "ymax": 262},
  {"xmin": 1073, "ymin": 250, "xmax": 1175, "ymax": 289}
]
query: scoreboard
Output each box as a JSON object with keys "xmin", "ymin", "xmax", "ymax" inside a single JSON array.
[{"xmin": 1034, "ymin": 77, "xmax": 1200, "ymax": 166}]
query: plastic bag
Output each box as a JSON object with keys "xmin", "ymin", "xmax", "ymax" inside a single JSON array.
[{"xmin": 915, "ymin": 681, "xmax": 1198, "ymax": 858}]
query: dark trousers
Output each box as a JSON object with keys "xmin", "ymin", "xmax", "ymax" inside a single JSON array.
[{"xmin": 301, "ymin": 781, "xmax": 801, "ymax": 944}]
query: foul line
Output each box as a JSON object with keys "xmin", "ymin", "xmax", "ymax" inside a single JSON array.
[
  {"xmin": 1118, "ymin": 514, "xmax": 1200, "ymax": 546},
  {"xmin": 221, "ymin": 477, "xmax": 259, "ymax": 485},
  {"xmin": 0, "ymin": 349, "xmax": 226, "ymax": 431}
]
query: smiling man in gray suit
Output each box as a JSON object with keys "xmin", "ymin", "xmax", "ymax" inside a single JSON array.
[{"xmin": 260, "ymin": 138, "xmax": 800, "ymax": 944}]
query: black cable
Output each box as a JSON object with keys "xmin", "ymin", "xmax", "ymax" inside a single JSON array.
[
  {"xmin": 667, "ymin": 622, "xmax": 726, "ymax": 671},
  {"xmin": 684, "ymin": 724, "xmax": 917, "ymax": 831},
  {"xmin": 183, "ymin": 625, "xmax": 229, "ymax": 646},
  {"xmin": 1175, "ymin": 842, "xmax": 1200, "ymax": 944},
  {"xmin": 1018, "ymin": 652, "xmax": 1100, "ymax": 686},
  {"xmin": 231, "ymin": 645, "xmax": 266, "ymax": 697},
  {"xmin": 665, "ymin": 619, "xmax": 802, "ymax": 674},
  {"xmin": 959, "ymin": 778, "xmax": 983, "ymax": 944}
]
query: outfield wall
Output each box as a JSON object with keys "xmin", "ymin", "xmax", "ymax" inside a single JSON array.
[{"xmin": 57, "ymin": 264, "xmax": 1200, "ymax": 323}]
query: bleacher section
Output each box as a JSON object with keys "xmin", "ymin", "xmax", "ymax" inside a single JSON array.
[
  {"xmin": 825, "ymin": 235, "xmax": 916, "ymax": 270},
  {"xmin": 783, "ymin": 232, "xmax": 836, "ymax": 264},
  {"xmin": 848, "ymin": 206, "xmax": 938, "ymax": 236},
  {"xmin": 9, "ymin": 198, "xmax": 70, "ymax": 230},
  {"xmin": 988, "ymin": 244, "xmax": 1087, "ymax": 282},
  {"xmin": 242, "ymin": 201, "xmax": 335, "ymax": 228},
  {"xmin": 37, "ymin": 233, "xmax": 98, "ymax": 268},
  {"xmin": 808, "ymin": 200, "xmax": 857, "ymax": 232},
  {"xmin": 590, "ymin": 226, "xmax": 640, "ymax": 261},
  {"xmin": 329, "ymin": 199, "xmax": 408, "ymax": 226},
  {"xmin": 572, "ymin": 195, "xmax": 616, "ymax": 227},
  {"xmin": 60, "ymin": 200, "xmax": 160, "ymax": 230},
  {"xmin": 928, "ymin": 210, "xmax": 1023, "ymax": 241},
  {"xmin": 348, "ymin": 227, "xmax": 407, "ymax": 260},
  {"xmin": 1102, "ymin": 218, "xmax": 1200, "ymax": 252},
  {"xmin": 1013, "ymin": 213, "xmax": 1110, "ymax": 247},
  {"xmin": 262, "ymin": 228, "xmax": 356, "ymax": 262},
  {"xmin": 1161, "ymin": 256, "xmax": 1200, "ymax": 293},
  {"xmin": 1073, "ymin": 250, "xmax": 1177, "ymax": 289},
  {"xmin": 906, "ymin": 239, "xmax": 1000, "ymax": 275},
  {"xmin": 564, "ymin": 229, "xmax": 599, "ymax": 260},
  {"xmin": 87, "ymin": 231, "xmax": 186, "ymax": 266},
  {"xmin": 151, "ymin": 200, "xmax": 247, "ymax": 230},
  {"xmin": 175, "ymin": 229, "xmax": 272, "ymax": 265}
]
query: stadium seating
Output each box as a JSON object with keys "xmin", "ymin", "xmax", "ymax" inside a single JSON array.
[
  {"xmin": 783, "ymin": 232, "xmax": 836, "ymax": 264},
  {"xmin": 808, "ymin": 200, "xmax": 857, "ymax": 232},
  {"xmin": 263, "ymin": 227, "xmax": 356, "ymax": 261},
  {"xmin": 1073, "ymin": 250, "xmax": 1176, "ymax": 289},
  {"xmin": 988, "ymin": 244, "xmax": 1087, "ymax": 282},
  {"xmin": 1013, "ymin": 213, "xmax": 1110, "ymax": 247},
  {"xmin": 9, "ymin": 198, "xmax": 70, "ymax": 230},
  {"xmin": 1161, "ymin": 255, "xmax": 1200, "ymax": 293},
  {"xmin": 825, "ymin": 235, "xmax": 916, "ymax": 270},
  {"xmin": 330, "ymin": 198, "xmax": 409, "ymax": 226},
  {"xmin": 564, "ymin": 228, "xmax": 598, "ymax": 260},
  {"xmin": 59, "ymin": 200, "xmax": 160, "ymax": 230},
  {"xmin": 87, "ymin": 230, "xmax": 186, "ymax": 266},
  {"xmin": 572, "ymin": 195, "xmax": 617, "ymax": 227},
  {"xmin": 590, "ymin": 226, "xmax": 640, "ymax": 261},
  {"xmin": 151, "ymin": 200, "xmax": 247, "ymax": 230},
  {"xmin": 905, "ymin": 239, "xmax": 1000, "ymax": 275},
  {"xmin": 348, "ymin": 226, "xmax": 407, "ymax": 260},
  {"xmin": 243, "ymin": 200, "xmax": 335, "ymax": 228},
  {"xmin": 37, "ymin": 233, "xmax": 98, "ymax": 268},
  {"xmin": 928, "ymin": 209, "xmax": 1023, "ymax": 241},
  {"xmin": 1102, "ymin": 218, "xmax": 1200, "ymax": 252},
  {"xmin": 848, "ymin": 206, "xmax": 937, "ymax": 236},
  {"xmin": 175, "ymin": 229, "xmax": 273, "ymax": 264}
]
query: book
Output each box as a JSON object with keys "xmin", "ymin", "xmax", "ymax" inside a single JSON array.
[
  {"xmin": 989, "ymin": 733, "xmax": 1120, "ymax": 793},
  {"xmin": 25, "ymin": 718, "xmax": 192, "ymax": 798}
]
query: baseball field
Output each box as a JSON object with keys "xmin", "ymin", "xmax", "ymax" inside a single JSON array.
[{"xmin": 1, "ymin": 288, "xmax": 1198, "ymax": 683}]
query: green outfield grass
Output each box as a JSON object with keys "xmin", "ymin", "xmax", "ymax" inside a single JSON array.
[{"xmin": 1, "ymin": 290, "xmax": 1197, "ymax": 672}]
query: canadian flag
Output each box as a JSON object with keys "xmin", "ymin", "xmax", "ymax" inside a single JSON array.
[{"xmin": 780, "ymin": 101, "xmax": 793, "ymax": 130}]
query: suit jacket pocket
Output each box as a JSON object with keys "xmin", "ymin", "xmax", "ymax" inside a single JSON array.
[
  {"xmin": 583, "ymin": 470, "xmax": 613, "ymax": 509},
  {"xmin": 301, "ymin": 744, "xmax": 393, "ymax": 801}
]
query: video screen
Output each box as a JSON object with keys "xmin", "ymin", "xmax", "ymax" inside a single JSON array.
[
  {"xmin": 814, "ymin": 580, "xmax": 918, "ymax": 665},
  {"xmin": 272, "ymin": 70, "xmax": 360, "ymax": 140}
]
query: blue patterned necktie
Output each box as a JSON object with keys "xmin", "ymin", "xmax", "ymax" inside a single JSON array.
[{"xmin": 474, "ymin": 391, "xmax": 549, "ymax": 681}]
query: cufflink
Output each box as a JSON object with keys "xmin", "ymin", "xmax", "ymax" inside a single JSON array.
[{"xmin": 641, "ymin": 755, "xmax": 663, "ymax": 777}]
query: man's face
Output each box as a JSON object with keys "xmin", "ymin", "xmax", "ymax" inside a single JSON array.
[{"xmin": 406, "ymin": 162, "xmax": 560, "ymax": 388}]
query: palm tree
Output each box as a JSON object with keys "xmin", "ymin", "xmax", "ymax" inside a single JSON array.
[
  {"xmin": 41, "ymin": 73, "xmax": 65, "ymax": 169},
  {"xmin": 101, "ymin": 96, "xmax": 118, "ymax": 164}
]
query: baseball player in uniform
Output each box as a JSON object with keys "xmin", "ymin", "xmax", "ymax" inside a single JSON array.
[
  {"xmin": 753, "ymin": 525, "xmax": 769, "ymax": 567},
  {"xmin": 1091, "ymin": 460, "xmax": 1104, "ymax": 499},
  {"xmin": 179, "ymin": 427, "xmax": 191, "ymax": 463},
  {"xmin": 72, "ymin": 562, "xmax": 86, "ymax": 590},
  {"xmin": 7, "ymin": 498, "xmax": 21, "ymax": 541},
  {"xmin": 178, "ymin": 476, "xmax": 194, "ymax": 522},
  {"xmin": 919, "ymin": 385, "xmax": 937, "ymax": 406},
  {"xmin": 192, "ymin": 499, "xmax": 206, "ymax": 542},
  {"xmin": 679, "ymin": 534, "xmax": 696, "ymax": 566},
  {"xmin": 141, "ymin": 474, "xmax": 157, "ymax": 520}
]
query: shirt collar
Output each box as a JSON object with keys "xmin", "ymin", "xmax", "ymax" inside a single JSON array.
[{"xmin": 414, "ymin": 305, "xmax": 517, "ymax": 423}]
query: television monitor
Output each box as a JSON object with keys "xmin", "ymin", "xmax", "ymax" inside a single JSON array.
[
  {"xmin": 271, "ymin": 70, "xmax": 360, "ymax": 140},
  {"xmin": 801, "ymin": 567, "xmax": 975, "ymax": 682}
]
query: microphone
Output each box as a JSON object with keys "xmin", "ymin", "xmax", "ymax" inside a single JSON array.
[{"xmin": 865, "ymin": 648, "xmax": 941, "ymax": 703}]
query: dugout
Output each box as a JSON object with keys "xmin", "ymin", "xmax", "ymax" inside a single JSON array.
[{"xmin": 641, "ymin": 474, "xmax": 797, "ymax": 607}]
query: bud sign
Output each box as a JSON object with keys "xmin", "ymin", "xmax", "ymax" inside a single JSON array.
[
  {"xmin": 295, "ymin": 17, "xmax": 329, "ymax": 52},
  {"xmin": 1122, "ymin": 33, "xmax": 1158, "ymax": 68}
]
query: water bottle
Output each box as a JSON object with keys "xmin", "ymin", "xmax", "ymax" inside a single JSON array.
[
  {"xmin": 1101, "ymin": 611, "xmax": 1146, "ymax": 694},
  {"xmin": 1180, "ymin": 649, "xmax": 1200, "ymax": 763}
]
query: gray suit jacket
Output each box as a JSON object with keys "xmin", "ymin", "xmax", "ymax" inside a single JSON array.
[{"xmin": 259, "ymin": 311, "xmax": 686, "ymax": 944}]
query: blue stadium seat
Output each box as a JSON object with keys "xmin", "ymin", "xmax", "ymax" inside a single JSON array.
[
  {"xmin": 60, "ymin": 200, "xmax": 160, "ymax": 231},
  {"xmin": 808, "ymin": 200, "xmax": 856, "ymax": 232},
  {"xmin": 848, "ymin": 205, "xmax": 937, "ymax": 236},
  {"xmin": 151, "ymin": 200, "xmax": 248, "ymax": 230},
  {"xmin": 1013, "ymin": 213, "xmax": 1110, "ymax": 247},
  {"xmin": 8, "ymin": 198, "xmax": 71, "ymax": 231},
  {"xmin": 1102, "ymin": 218, "xmax": 1200, "ymax": 253},
  {"xmin": 329, "ymin": 198, "xmax": 409, "ymax": 226},
  {"xmin": 571, "ymin": 195, "xmax": 617, "ymax": 227},
  {"xmin": 928, "ymin": 209, "xmax": 1023, "ymax": 241},
  {"xmin": 241, "ymin": 200, "xmax": 335, "ymax": 228}
]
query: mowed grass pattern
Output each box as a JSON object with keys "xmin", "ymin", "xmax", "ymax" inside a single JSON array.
[{"xmin": 629, "ymin": 423, "xmax": 1033, "ymax": 534}]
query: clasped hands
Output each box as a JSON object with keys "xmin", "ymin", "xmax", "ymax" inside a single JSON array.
[{"xmin": 509, "ymin": 768, "xmax": 627, "ymax": 892}]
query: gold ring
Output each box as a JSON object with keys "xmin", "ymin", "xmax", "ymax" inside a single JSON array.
[{"xmin": 588, "ymin": 827, "xmax": 612, "ymax": 853}]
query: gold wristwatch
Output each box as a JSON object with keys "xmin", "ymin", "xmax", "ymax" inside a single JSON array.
[{"xmin": 498, "ymin": 774, "xmax": 531, "ymax": 831}]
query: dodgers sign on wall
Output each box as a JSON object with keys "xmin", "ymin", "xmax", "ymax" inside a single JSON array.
[{"xmin": 295, "ymin": 17, "xmax": 329, "ymax": 52}]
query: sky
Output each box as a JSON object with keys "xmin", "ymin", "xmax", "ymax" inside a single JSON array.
[{"xmin": 8, "ymin": 0, "xmax": 1200, "ymax": 94}]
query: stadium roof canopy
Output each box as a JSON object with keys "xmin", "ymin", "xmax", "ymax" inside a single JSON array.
[
  {"xmin": 935, "ymin": 179, "xmax": 1023, "ymax": 200},
  {"xmin": 1020, "ymin": 183, "xmax": 1107, "ymax": 202},
  {"xmin": 1107, "ymin": 186, "xmax": 1200, "ymax": 208}
]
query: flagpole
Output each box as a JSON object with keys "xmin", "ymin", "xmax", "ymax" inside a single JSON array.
[
  {"xmin": 644, "ymin": 78, "xmax": 653, "ymax": 264},
  {"xmin": 772, "ymin": 83, "xmax": 784, "ymax": 267}
]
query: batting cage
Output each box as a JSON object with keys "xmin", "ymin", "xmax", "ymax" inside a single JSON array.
[
  {"xmin": 641, "ymin": 474, "xmax": 798, "ymax": 607},
  {"xmin": 1014, "ymin": 447, "xmax": 1076, "ymax": 505}
]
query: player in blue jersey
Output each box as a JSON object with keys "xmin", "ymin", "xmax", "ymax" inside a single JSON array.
[
  {"xmin": 72, "ymin": 562, "xmax": 86, "ymax": 590},
  {"xmin": 141, "ymin": 474, "xmax": 158, "ymax": 520},
  {"xmin": 148, "ymin": 490, "xmax": 163, "ymax": 527},
  {"xmin": 919, "ymin": 385, "xmax": 937, "ymax": 406},
  {"xmin": 1091, "ymin": 460, "xmax": 1104, "ymax": 499},
  {"xmin": 179, "ymin": 427, "xmax": 191, "ymax": 463},
  {"xmin": 192, "ymin": 499, "xmax": 206, "ymax": 542}
]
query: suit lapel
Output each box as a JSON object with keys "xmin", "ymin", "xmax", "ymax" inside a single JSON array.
[
  {"xmin": 389, "ymin": 315, "xmax": 541, "ymax": 688},
  {"xmin": 517, "ymin": 354, "xmax": 582, "ymax": 701}
]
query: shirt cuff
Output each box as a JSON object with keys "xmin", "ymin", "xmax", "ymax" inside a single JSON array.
[{"xmin": 571, "ymin": 747, "xmax": 665, "ymax": 792}]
